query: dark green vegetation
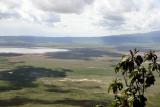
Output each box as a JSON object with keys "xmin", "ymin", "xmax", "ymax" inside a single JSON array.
[{"xmin": 108, "ymin": 49, "xmax": 160, "ymax": 107}]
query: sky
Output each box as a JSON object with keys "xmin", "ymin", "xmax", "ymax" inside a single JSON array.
[{"xmin": 0, "ymin": 0, "xmax": 160, "ymax": 37}]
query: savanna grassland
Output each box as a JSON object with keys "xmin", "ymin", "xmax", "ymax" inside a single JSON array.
[{"xmin": 0, "ymin": 46, "xmax": 159, "ymax": 107}]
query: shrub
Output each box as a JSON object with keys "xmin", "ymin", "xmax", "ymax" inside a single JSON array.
[{"xmin": 108, "ymin": 49, "xmax": 160, "ymax": 107}]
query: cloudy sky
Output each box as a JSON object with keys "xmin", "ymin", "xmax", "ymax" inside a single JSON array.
[{"xmin": 0, "ymin": 0, "xmax": 160, "ymax": 37}]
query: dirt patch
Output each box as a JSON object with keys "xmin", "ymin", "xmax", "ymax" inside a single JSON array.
[{"xmin": 58, "ymin": 78, "xmax": 102, "ymax": 83}]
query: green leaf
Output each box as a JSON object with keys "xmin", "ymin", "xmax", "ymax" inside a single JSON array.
[
  {"xmin": 129, "ymin": 70, "xmax": 138, "ymax": 78},
  {"xmin": 135, "ymin": 55, "xmax": 143, "ymax": 66}
]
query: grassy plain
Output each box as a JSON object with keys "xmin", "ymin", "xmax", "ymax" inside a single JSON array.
[{"xmin": 0, "ymin": 47, "xmax": 159, "ymax": 107}]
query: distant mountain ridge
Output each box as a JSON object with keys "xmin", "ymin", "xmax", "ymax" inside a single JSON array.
[
  {"xmin": 0, "ymin": 31, "xmax": 160, "ymax": 47},
  {"xmin": 102, "ymin": 31, "xmax": 160, "ymax": 45}
]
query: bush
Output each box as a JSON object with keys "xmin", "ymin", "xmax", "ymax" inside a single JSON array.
[{"xmin": 108, "ymin": 49, "xmax": 160, "ymax": 107}]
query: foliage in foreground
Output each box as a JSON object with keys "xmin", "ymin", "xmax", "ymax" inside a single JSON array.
[{"xmin": 108, "ymin": 49, "xmax": 160, "ymax": 107}]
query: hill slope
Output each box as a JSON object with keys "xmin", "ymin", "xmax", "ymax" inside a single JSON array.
[{"xmin": 0, "ymin": 31, "xmax": 159, "ymax": 47}]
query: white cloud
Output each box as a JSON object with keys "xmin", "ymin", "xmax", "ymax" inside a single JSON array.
[
  {"xmin": 0, "ymin": 0, "xmax": 60, "ymax": 25},
  {"xmin": 0, "ymin": 0, "xmax": 20, "ymax": 19},
  {"xmin": 0, "ymin": 0, "xmax": 160, "ymax": 36},
  {"xmin": 96, "ymin": 0, "xmax": 160, "ymax": 33}
]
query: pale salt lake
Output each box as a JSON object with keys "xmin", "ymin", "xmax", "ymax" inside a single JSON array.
[{"xmin": 0, "ymin": 47, "xmax": 69, "ymax": 54}]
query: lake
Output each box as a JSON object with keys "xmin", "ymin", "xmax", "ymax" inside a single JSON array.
[{"xmin": 0, "ymin": 47, "xmax": 69, "ymax": 54}]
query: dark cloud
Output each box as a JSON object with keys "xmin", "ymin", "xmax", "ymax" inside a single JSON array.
[
  {"xmin": 99, "ymin": 14, "xmax": 125, "ymax": 29},
  {"xmin": 0, "ymin": 12, "xmax": 20, "ymax": 19},
  {"xmin": 32, "ymin": 0, "xmax": 95, "ymax": 14}
]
